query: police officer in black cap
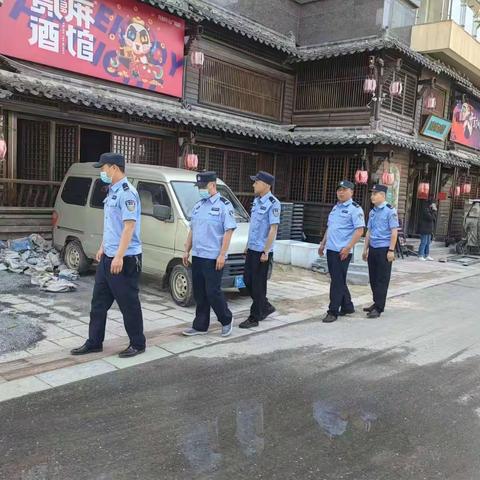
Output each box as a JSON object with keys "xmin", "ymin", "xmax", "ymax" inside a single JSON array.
[
  {"xmin": 239, "ymin": 171, "xmax": 280, "ymax": 329},
  {"xmin": 182, "ymin": 172, "xmax": 237, "ymax": 337},
  {"xmin": 362, "ymin": 184, "xmax": 399, "ymax": 318},
  {"xmin": 319, "ymin": 180, "xmax": 365, "ymax": 323},
  {"xmin": 71, "ymin": 152, "xmax": 146, "ymax": 358}
]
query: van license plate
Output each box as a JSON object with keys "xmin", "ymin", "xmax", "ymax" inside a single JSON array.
[{"xmin": 235, "ymin": 276, "xmax": 246, "ymax": 289}]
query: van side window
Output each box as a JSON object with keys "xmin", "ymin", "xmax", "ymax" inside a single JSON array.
[
  {"xmin": 138, "ymin": 182, "xmax": 172, "ymax": 218},
  {"xmin": 90, "ymin": 180, "xmax": 109, "ymax": 209},
  {"xmin": 61, "ymin": 177, "xmax": 92, "ymax": 206}
]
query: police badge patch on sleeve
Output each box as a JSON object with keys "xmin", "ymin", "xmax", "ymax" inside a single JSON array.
[
  {"xmin": 125, "ymin": 199, "xmax": 136, "ymax": 212},
  {"xmin": 273, "ymin": 208, "xmax": 280, "ymax": 217},
  {"xmin": 229, "ymin": 209, "xmax": 234, "ymax": 216}
]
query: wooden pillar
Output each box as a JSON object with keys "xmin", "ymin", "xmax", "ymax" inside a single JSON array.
[
  {"xmin": 7, "ymin": 111, "xmax": 17, "ymax": 180},
  {"xmin": 49, "ymin": 121, "xmax": 56, "ymax": 181}
]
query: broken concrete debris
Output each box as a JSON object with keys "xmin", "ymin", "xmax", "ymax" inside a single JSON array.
[{"xmin": 0, "ymin": 235, "xmax": 77, "ymax": 293}]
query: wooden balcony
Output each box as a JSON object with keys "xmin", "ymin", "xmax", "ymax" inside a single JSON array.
[
  {"xmin": 0, "ymin": 179, "xmax": 61, "ymax": 239},
  {"xmin": 0, "ymin": 178, "xmax": 61, "ymax": 208}
]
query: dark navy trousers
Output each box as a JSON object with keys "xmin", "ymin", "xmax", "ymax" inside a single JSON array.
[
  {"xmin": 367, "ymin": 247, "xmax": 393, "ymax": 313},
  {"xmin": 192, "ymin": 256, "xmax": 232, "ymax": 332},
  {"xmin": 244, "ymin": 250, "xmax": 273, "ymax": 321},
  {"xmin": 87, "ymin": 255, "xmax": 146, "ymax": 350},
  {"xmin": 327, "ymin": 249, "xmax": 354, "ymax": 316}
]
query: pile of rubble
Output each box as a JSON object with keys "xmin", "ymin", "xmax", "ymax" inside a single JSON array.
[{"xmin": 0, "ymin": 235, "xmax": 78, "ymax": 293}]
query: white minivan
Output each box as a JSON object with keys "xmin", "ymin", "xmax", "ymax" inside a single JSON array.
[{"xmin": 52, "ymin": 162, "xmax": 251, "ymax": 306}]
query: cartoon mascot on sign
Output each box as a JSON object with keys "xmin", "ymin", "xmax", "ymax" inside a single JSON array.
[{"xmin": 108, "ymin": 17, "xmax": 164, "ymax": 88}]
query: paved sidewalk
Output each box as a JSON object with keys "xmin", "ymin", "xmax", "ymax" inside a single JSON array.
[{"xmin": 1, "ymin": 255, "xmax": 479, "ymax": 402}]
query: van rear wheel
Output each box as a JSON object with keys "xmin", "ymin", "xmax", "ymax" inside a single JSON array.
[
  {"xmin": 169, "ymin": 264, "xmax": 194, "ymax": 307},
  {"xmin": 64, "ymin": 240, "xmax": 90, "ymax": 274}
]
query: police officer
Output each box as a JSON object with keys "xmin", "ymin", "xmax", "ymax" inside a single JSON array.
[
  {"xmin": 239, "ymin": 171, "xmax": 281, "ymax": 329},
  {"xmin": 71, "ymin": 152, "xmax": 146, "ymax": 358},
  {"xmin": 319, "ymin": 180, "xmax": 365, "ymax": 323},
  {"xmin": 182, "ymin": 172, "xmax": 237, "ymax": 337},
  {"xmin": 362, "ymin": 184, "xmax": 399, "ymax": 318}
]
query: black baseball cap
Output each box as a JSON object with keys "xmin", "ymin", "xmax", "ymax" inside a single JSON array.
[
  {"xmin": 93, "ymin": 152, "xmax": 125, "ymax": 168},
  {"xmin": 194, "ymin": 171, "xmax": 217, "ymax": 187},
  {"xmin": 371, "ymin": 184, "xmax": 388, "ymax": 194},
  {"xmin": 250, "ymin": 171, "xmax": 275, "ymax": 186},
  {"xmin": 337, "ymin": 180, "xmax": 355, "ymax": 190}
]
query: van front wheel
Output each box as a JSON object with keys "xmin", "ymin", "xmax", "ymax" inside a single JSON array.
[{"xmin": 169, "ymin": 264, "xmax": 194, "ymax": 307}]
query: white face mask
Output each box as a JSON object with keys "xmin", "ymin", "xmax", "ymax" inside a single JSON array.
[{"xmin": 198, "ymin": 188, "xmax": 210, "ymax": 199}]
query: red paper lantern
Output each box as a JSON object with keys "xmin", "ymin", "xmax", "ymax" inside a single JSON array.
[
  {"xmin": 417, "ymin": 182, "xmax": 430, "ymax": 200},
  {"xmin": 382, "ymin": 172, "xmax": 395, "ymax": 186},
  {"xmin": 454, "ymin": 185, "xmax": 461, "ymax": 197},
  {"xmin": 184, "ymin": 153, "xmax": 198, "ymax": 170},
  {"xmin": 425, "ymin": 94, "xmax": 437, "ymax": 110},
  {"xmin": 190, "ymin": 51, "xmax": 205, "ymax": 68},
  {"xmin": 389, "ymin": 80, "xmax": 403, "ymax": 98},
  {"xmin": 461, "ymin": 183, "xmax": 472, "ymax": 195},
  {"xmin": 363, "ymin": 78, "xmax": 377, "ymax": 95},
  {"xmin": 437, "ymin": 192, "xmax": 447, "ymax": 201},
  {"xmin": 355, "ymin": 170, "xmax": 368, "ymax": 184},
  {"xmin": 0, "ymin": 139, "xmax": 6, "ymax": 160}
]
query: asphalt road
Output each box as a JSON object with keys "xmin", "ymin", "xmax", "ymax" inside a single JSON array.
[{"xmin": 1, "ymin": 276, "xmax": 480, "ymax": 480}]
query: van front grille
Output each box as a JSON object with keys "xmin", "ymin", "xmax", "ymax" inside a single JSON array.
[{"xmin": 224, "ymin": 253, "xmax": 246, "ymax": 277}]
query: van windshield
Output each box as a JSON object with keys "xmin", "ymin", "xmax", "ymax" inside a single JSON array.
[{"xmin": 171, "ymin": 182, "xmax": 250, "ymax": 222}]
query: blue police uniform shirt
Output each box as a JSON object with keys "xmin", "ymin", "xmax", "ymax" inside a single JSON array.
[
  {"xmin": 103, "ymin": 177, "xmax": 142, "ymax": 257},
  {"xmin": 367, "ymin": 201, "xmax": 400, "ymax": 248},
  {"xmin": 190, "ymin": 193, "xmax": 237, "ymax": 260},
  {"xmin": 326, "ymin": 199, "xmax": 365, "ymax": 252},
  {"xmin": 247, "ymin": 192, "xmax": 281, "ymax": 253}
]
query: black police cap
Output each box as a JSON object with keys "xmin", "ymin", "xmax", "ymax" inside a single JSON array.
[
  {"xmin": 194, "ymin": 171, "xmax": 217, "ymax": 186},
  {"xmin": 250, "ymin": 171, "xmax": 275, "ymax": 186},
  {"xmin": 337, "ymin": 179, "xmax": 355, "ymax": 190},
  {"xmin": 93, "ymin": 152, "xmax": 125, "ymax": 168},
  {"xmin": 371, "ymin": 184, "xmax": 388, "ymax": 194}
]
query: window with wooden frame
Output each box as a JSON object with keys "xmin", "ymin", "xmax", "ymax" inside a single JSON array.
[
  {"xmin": 382, "ymin": 69, "xmax": 417, "ymax": 118},
  {"xmin": 288, "ymin": 154, "xmax": 368, "ymax": 206},
  {"xmin": 55, "ymin": 124, "xmax": 79, "ymax": 181},
  {"xmin": 295, "ymin": 55, "xmax": 370, "ymax": 112},
  {"xmin": 17, "ymin": 118, "xmax": 50, "ymax": 180},
  {"xmin": 112, "ymin": 134, "xmax": 163, "ymax": 165},
  {"xmin": 199, "ymin": 56, "xmax": 284, "ymax": 120}
]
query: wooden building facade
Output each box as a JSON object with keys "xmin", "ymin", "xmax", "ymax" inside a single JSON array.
[{"xmin": 1, "ymin": 0, "xmax": 480, "ymax": 242}]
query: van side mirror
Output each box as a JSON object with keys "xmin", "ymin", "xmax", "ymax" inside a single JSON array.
[{"xmin": 153, "ymin": 205, "xmax": 171, "ymax": 221}]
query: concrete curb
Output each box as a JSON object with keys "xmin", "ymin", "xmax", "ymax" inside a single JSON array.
[{"xmin": 0, "ymin": 267, "xmax": 479, "ymax": 404}]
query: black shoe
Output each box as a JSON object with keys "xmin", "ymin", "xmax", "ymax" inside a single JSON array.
[
  {"xmin": 363, "ymin": 304, "xmax": 376, "ymax": 312},
  {"xmin": 367, "ymin": 309, "xmax": 381, "ymax": 318},
  {"xmin": 261, "ymin": 305, "xmax": 276, "ymax": 320},
  {"xmin": 338, "ymin": 309, "xmax": 355, "ymax": 317},
  {"xmin": 322, "ymin": 313, "xmax": 337, "ymax": 323},
  {"xmin": 239, "ymin": 317, "xmax": 259, "ymax": 329},
  {"xmin": 70, "ymin": 343, "xmax": 103, "ymax": 355},
  {"xmin": 118, "ymin": 346, "xmax": 145, "ymax": 358}
]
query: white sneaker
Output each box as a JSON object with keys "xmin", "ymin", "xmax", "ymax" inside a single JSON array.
[
  {"xmin": 418, "ymin": 257, "xmax": 426, "ymax": 261},
  {"xmin": 426, "ymin": 256, "xmax": 435, "ymax": 261}
]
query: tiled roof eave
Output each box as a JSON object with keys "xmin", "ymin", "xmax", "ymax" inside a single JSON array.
[{"xmin": 1, "ymin": 67, "xmax": 478, "ymax": 167}]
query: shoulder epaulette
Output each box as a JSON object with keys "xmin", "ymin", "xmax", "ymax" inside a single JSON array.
[
  {"xmin": 220, "ymin": 197, "xmax": 230, "ymax": 205},
  {"xmin": 122, "ymin": 183, "xmax": 129, "ymax": 191},
  {"xmin": 386, "ymin": 204, "xmax": 393, "ymax": 209},
  {"xmin": 269, "ymin": 196, "xmax": 276, "ymax": 203},
  {"xmin": 352, "ymin": 201, "xmax": 360, "ymax": 208}
]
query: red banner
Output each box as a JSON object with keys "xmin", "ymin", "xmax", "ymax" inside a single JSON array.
[
  {"xmin": 0, "ymin": 0, "xmax": 185, "ymax": 97},
  {"xmin": 451, "ymin": 98, "xmax": 480, "ymax": 150}
]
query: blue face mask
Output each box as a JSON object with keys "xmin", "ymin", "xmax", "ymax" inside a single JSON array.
[
  {"xmin": 100, "ymin": 171, "xmax": 112, "ymax": 184},
  {"xmin": 198, "ymin": 188, "xmax": 210, "ymax": 199}
]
